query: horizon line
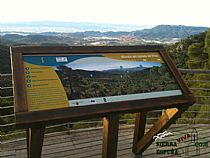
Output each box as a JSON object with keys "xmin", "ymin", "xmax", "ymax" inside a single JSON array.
[{"xmin": 0, "ymin": 21, "xmax": 209, "ymax": 28}]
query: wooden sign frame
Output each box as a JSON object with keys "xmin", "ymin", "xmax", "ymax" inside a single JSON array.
[
  {"xmin": 11, "ymin": 45, "xmax": 195, "ymax": 158},
  {"xmin": 11, "ymin": 45, "xmax": 194, "ymax": 128}
]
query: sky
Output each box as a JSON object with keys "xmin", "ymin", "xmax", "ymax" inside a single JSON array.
[
  {"xmin": 66, "ymin": 57, "xmax": 161, "ymax": 71},
  {"xmin": 0, "ymin": 0, "xmax": 210, "ymax": 27}
]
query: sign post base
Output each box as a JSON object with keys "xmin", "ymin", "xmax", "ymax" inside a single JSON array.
[
  {"xmin": 26, "ymin": 126, "xmax": 45, "ymax": 158},
  {"xmin": 132, "ymin": 107, "xmax": 187, "ymax": 155},
  {"xmin": 102, "ymin": 114, "xmax": 119, "ymax": 158}
]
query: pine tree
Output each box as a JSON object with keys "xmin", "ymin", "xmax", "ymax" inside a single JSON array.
[
  {"xmin": 187, "ymin": 43, "xmax": 207, "ymax": 69},
  {"xmin": 194, "ymin": 29, "xmax": 210, "ymax": 123}
]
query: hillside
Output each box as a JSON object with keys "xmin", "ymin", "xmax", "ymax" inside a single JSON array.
[
  {"xmin": 132, "ymin": 25, "xmax": 208, "ymax": 39},
  {"xmin": 0, "ymin": 29, "xmax": 208, "ymax": 74},
  {"xmin": 1, "ymin": 25, "xmax": 208, "ymax": 46},
  {"xmin": 165, "ymin": 31, "xmax": 207, "ymax": 68},
  {"xmin": 2, "ymin": 34, "xmax": 79, "ymax": 45}
]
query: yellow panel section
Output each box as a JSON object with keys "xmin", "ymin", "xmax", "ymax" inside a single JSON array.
[
  {"xmin": 24, "ymin": 62, "xmax": 69, "ymax": 111},
  {"xmin": 103, "ymin": 52, "xmax": 164, "ymax": 63}
]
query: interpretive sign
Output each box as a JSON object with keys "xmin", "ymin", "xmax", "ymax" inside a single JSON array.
[
  {"xmin": 11, "ymin": 45, "xmax": 194, "ymax": 127},
  {"xmin": 23, "ymin": 52, "xmax": 181, "ymax": 111},
  {"xmin": 11, "ymin": 45, "xmax": 195, "ymax": 158}
]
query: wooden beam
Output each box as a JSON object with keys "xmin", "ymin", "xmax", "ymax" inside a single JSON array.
[
  {"xmin": 132, "ymin": 112, "xmax": 147, "ymax": 153},
  {"xmin": 102, "ymin": 114, "xmax": 119, "ymax": 158},
  {"xmin": 26, "ymin": 126, "xmax": 45, "ymax": 158},
  {"xmin": 135, "ymin": 107, "xmax": 186, "ymax": 154}
]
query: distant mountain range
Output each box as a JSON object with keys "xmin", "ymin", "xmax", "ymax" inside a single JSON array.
[
  {"xmin": 0, "ymin": 23, "xmax": 208, "ymax": 45},
  {"xmin": 0, "ymin": 21, "xmax": 148, "ymax": 32},
  {"xmin": 132, "ymin": 25, "xmax": 208, "ymax": 39}
]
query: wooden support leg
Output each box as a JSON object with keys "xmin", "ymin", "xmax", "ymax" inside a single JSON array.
[
  {"xmin": 26, "ymin": 126, "xmax": 45, "ymax": 158},
  {"xmin": 133, "ymin": 107, "xmax": 186, "ymax": 154},
  {"xmin": 134, "ymin": 154, "xmax": 143, "ymax": 158},
  {"xmin": 102, "ymin": 114, "xmax": 119, "ymax": 158},
  {"xmin": 132, "ymin": 112, "xmax": 147, "ymax": 156}
]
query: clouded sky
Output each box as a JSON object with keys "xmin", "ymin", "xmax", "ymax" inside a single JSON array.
[
  {"xmin": 66, "ymin": 57, "xmax": 161, "ymax": 71},
  {"xmin": 1, "ymin": 0, "xmax": 209, "ymax": 27}
]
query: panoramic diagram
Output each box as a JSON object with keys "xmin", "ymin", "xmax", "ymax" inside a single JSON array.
[{"xmin": 54, "ymin": 54, "xmax": 181, "ymax": 101}]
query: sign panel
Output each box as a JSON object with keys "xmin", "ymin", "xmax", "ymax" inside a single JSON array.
[
  {"xmin": 23, "ymin": 52, "xmax": 182, "ymax": 111},
  {"xmin": 11, "ymin": 46, "xmax": 194, "ymax": 128}
]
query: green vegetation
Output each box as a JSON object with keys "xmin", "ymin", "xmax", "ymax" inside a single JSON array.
[
  {"xmin": 0, "ymin": 44, "xmax": 11, "ymax": 73},
  {"xmin": 187, "ymin": 43, "xmax": 207, "ymax": 69},
  {"xmin": 205, "ymin": 29, "xmax": 210, "ymax": 65},
  {"xmin": 165, "ymin": 31, "xmax": 207, "ymax": 68},
  {"xmin": 176, "ymin": 29, "xmax": 210, "ymax": 124},
  {"xmin": 1, "ymin": 29, "xmax": 210, "ymax": 141},
  {"xmin": 56, "ymin": 65, "xmax": 179, "ymax": 100}
]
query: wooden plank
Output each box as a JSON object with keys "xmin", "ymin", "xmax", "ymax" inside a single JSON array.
[
  {"xmin": 135, "ymin": 107, "xmax": 186, "ymax": 154},
  {"xmin": 26, "ymin": 128, "xmax": 30, "ymax": 158},
  {"xmin": 27, "ymin": 126, "xmax": 45, "ymax": 158},
  {"xmin": 132, "ymin": 112, "xmax": 147, "ymax": 153},
  {"xmin": 160, "ymin": 49, "xmax": 193, "ymax": 95},
  {"xmin": 16, "ymin": 95, "xmax": 193, "ymax": 129},
  {"xmin": 11, "ymin": 52, "xmax": 28, "ymax": 113},
  {"xmin": 3, "ymin": 125, "xmax": 210, "ymax": 158},
  {"xmin": 102, "ymin": 114, "xmax": 119, "ymax": 158},
  {"xmin": 179, "ymin": 68, "xmax": 210, "ymax": 74},
  {"xmin": 11, "ymin": 45, "xmax": 164, "ymax": 54}
]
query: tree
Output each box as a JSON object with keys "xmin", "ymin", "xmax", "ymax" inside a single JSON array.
[
  {"xmin": 187, "ymin": 43, "xmax": 208, "ymax": 69},
  {"xmin": 204, "ymin": 28, "xmax": 210, "ymax": 67}
]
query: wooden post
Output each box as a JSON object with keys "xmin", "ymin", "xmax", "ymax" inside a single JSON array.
[
  {"xmin": 134, "ymin": 108, "xmax": 185, "ymax": 154},
  {"xmin": 102, "ymin": 114, "xmax": 119, "ymax": 158},
  {"xmin": 26, "ymin": 126, "xmax": 45, "ymax": 158},
  {"xmin": 132, "ymin": 112, "xmax": 147, "ymax": 157}
]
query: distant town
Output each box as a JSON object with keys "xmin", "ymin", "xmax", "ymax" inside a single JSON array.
[{"xmin": 0, "ymin": 22, "xmax": 208, "ymax": 46}]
